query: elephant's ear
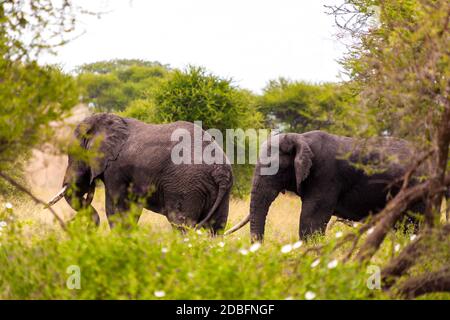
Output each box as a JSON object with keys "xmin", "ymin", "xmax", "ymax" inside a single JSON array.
[
  {"xmin": 284, "ymin": 135, "xmax": 314, "ymax": 193},
  {"xmin": 78, "ymin": 113, "xmax": 129, "ymax": 184}
]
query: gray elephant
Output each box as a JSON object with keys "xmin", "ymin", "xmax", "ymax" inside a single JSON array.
[
  {"xmin": 48, "ymin": 113, "xmax": 233, "ymax": 233},
  {"xmin": 226, "ymin": 131, "xmax": 425, "ymax": 241}
]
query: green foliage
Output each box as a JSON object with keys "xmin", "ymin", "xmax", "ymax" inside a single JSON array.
[
  {"xmin": 0, "ymin": 61, "xmax": 77, "ymax": 166},
  {"xmin": 0, "ymin": 213, "xmax": 378, "ymax": 299},
  {"xmin": 76, "ymin": 59, "xmax": 169, "ymax": 75},
  {"xmin": 0, "ymin": 1, "xmax": 79, "ymax": 193},
  {"xmin": 149, "ymin": 66, "xmax": 262, "ymax": 131},
  {"xmin": 259, "ymin": 78, "xmax": 360, "ymax": 135},
  {"xmin": 338, "ymin": 0, "xmax": 449, "ymax": 143},
  {"xmin": 1, "ymin": 203, "xmax": 448, "ymax": 299},
  {"xmin": 122, "ymin": 66, "xmax": 264, "ymax": 197},
  {"xmin": 0, "ymin": 0, "xmax": 82, "ymax": 60},
  {"xmin": 77, "ymin": 60, "xmax": 170, "ymax": 112},
  {"xmin": 121, "ymin": 99, "xmax": 158, "ymax": 124}
]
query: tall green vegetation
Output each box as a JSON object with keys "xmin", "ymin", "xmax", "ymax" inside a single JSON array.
[
  {"xmin": 124, "ymin": 66, "xmax": 261, "ymax": 130},
  {"xmin": 0, "ymin": 1, "xmax": 79, "ymax": 193},
  {"xmin": 259, "ymin": 78, "xmax": 357, "ymax": 135},
  {"xmin": 325, "ymin": 0, "xmax": 450, "ymax": 297},
  {"xmin": 77, "ymin": 59, "xmax": 170, "ymax": 112}
]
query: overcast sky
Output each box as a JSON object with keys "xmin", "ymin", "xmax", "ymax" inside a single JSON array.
[{"xmin": 42, "ymin": 0, "xmax": 346, "ymax": 93}]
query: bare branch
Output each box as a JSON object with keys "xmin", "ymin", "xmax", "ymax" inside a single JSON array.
[
  {"xmin": 0, "ymin": 171, "xmax": 67, "ymax": 232},
  {"xmin": 397, "ymin": 267, "xmax": 450, "ymax": 299},
  {"xmin": 356, "ymin": 174, "xmax": 450, "ymax": 262}
]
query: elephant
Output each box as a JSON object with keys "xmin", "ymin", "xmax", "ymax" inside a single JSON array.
[
  {"xmin": 226, "ymin": 130, "xmax": 425, "ymax": 241},
  {"xmin": 47, "ymin": 113, "xmax": 233, "ymax": 233}
]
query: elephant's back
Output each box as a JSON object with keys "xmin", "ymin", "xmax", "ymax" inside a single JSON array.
[{"xmin": 123, "ymin": 119, "xmax": 231, "ymax": 169}]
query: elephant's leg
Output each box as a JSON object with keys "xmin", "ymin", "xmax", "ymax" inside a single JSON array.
[
  {"xmin": 106, "ymin": 191, "xmax": 141, "ymax": 229},
  {"xmin": 67, "ymin": 209, "xmax": 98, "ymax": 228},
  {"xmin": 299, "ymin": 196, "xmax": 337, "ymax": 240},
  {"xmin": 90, "ymin": 206, "xmax": 100, "ymax": 227},
  {"xmin": 103, "ymin": 175, "xmax": 142, "ymax": 229},
  {"xmin": 446, "ymin": 197, "xmax": 449, "ymax": 222},
  {"xmin": 170, "ymin": 221, "xmax": 188, "ymax": 234},
  {"xmin": 165, "ymin": 192, "xmax": 204, "ymax": 230},
  {"xmin": 105, "ymin": 190, "xmax": 118, "ymax": 229},
  {"xmin": 65, "ymin": 191, "xmax": 99, "ymax": 228},
  {"xmin": 400, "ymin": 201, "xmax": 425, "ymax": 233}
]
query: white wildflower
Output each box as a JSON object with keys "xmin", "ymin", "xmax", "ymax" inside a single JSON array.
[
  {"xmin": 410, "ymin": 234, "xmax": 417, "ymax": 241},
  {"xmin": 394, "ymin": 244, "xmax": 401, "ymax": 252},
  {"xmin": 239, "ymin": 248, "xmax": 249, "ymax": 255},
  {"xmin": 161, "ymin": 247, "xmax": 169, "ymax": 254},
  {"xmin": 335, "ymin": 231, "xmax": 343, "ymax": 238},
  {"xmin": 327, "ymin": 259, "xmax": 338, "ymax": 269},
  {"xmin": 249, "ymin": 242, "xmax": 261, "ymax": 252},
  {"xmin": 154, "ymin": 290, "xmax": 165, "ymax": 298},
  {"xmin": 353, "ymin": 222, "xmax": 360, "ymax": 228},
  {"xmin": 5, "ymin": 202, "xmax": 12, "ymax": 210},
  {"xmin": 183, "ymin": 237, "xmax": 189, "ymax": 242},
  {"xmin": 0, "ymin": 221, "xmax": 6, "ymax": 228},
  {"xmin": 187, "ymin": 272, "xmax": 194, "ymax": 278},
  {"xmin": 305, "ymin": 291, "xmax": 316, "ymax": 300},
  {"xmin": 367, "ymin": 227, "xmax": 375, "ymax": 235},
  {"xmin": 281, "ymin": 244, "xmax": 293, "ymax": 254},
  {"xmin": 196, "ymin": 230, "xmax": 203, "ymax": 235},
  {"xmin": 293, "ymin": 241, "xmax": 303, "ymax": 249},
  {"xmin": 311, "ymin": 259, "xmax": 320, "ymax": 268},
  {"xmin": 187, "ymin": 243, "xmax": 192, "ymax": 248},
  {"xmin": 217, "ymin": 241, "xmax": 225, "ymax": 248}
]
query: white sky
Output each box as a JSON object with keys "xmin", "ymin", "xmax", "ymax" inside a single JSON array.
[{"xmin": 42, "ymin": 0, "xmax": 346, "ymax": 93}]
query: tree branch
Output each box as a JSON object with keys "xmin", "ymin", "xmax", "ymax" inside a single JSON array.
[
  {"xmin": 381, "ymin": 224, "xmax": 450, "ymax": 289},
  {"xmin": 356, "ymin": 174, "xmax": 450, "ymax": 262},
  {"xmin": 0, "ymin": 171, "xmax": 67, "ymax": 232},
  {"xmin": 397, "ymin": 267, "xmax": 450, "ymax": 299}
]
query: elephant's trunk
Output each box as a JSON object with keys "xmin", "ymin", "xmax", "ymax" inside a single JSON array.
[
  {"xmin": 249, "ymin": 176, "xmax": 279, "ymax": 242},
  {"xmin": 63, "ymin": 182, "xmax": 96, "ymax": 211}
]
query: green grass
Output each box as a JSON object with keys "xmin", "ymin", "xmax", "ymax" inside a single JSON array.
[
  {"xmin": 0, "ymin": 194, "xmax": 448, "ymax": 300},
  {"xmin": 0, "ymin": 224, "xmax": 383, "ymax": 300}
]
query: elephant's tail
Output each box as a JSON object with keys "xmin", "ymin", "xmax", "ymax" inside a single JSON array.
[
  {"xmin": 224, "ymin": 214, "xmax": 250, "ymax": 235},
  {"xmin": 196, "ymin": 186, "xmax": 229, "ymax": 229},
  {"xmin": 196, "ymin": 167, "xmax": 233, "ymax": 229}
]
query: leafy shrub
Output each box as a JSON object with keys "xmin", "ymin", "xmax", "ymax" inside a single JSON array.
[
  {"xmin": 0, "ymin": 211, "xmax": 383, "ymax": 300},
  {"xmin": 260, "ymin": 78, "xmax": 361, "ymax": 135},
  {"xmin": 77, "ymin": 60, "xmax": 170, "ymax": 112}
]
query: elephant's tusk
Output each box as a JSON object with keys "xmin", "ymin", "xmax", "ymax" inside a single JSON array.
[
  {"xmin": 47, "ymin": 185, "xmax": 68, "ymax": 207},
  {"xmin": 83, "ymin": 183, "xmax": 95, "ymax": 206},
  {"xmin": 224, "ymin": 214, "xmax": 250, "ymax": 235}
]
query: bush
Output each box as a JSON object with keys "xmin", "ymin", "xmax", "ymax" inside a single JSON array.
[
  {"xmin": 2, "ymin": 203, "xmax": 447, "ymax": 300},
  {"xmin": 0, "ymin": 211, "xmax": 384, "ymax": 299},
  {"xmin": 0, "ymin": 61, "xmax": 78, "ymax": 193},
  {"xmin": 260, "ymin": 79, "xmax": 360, "ymax": 135},
  {"xmin": 77, "ymin": 60, "xmax": 170, "ymax": 112}
]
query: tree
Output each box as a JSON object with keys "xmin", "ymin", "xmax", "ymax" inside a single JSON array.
[
  {"xmin": 75, "ymin": 59, "xmax": 169, "ymax": 74},
  {"xmin": 327, "ymin": 0, "xmax": 450, "ymax": 298},
  {"xmin": 0, "ymin": 1, "xmax": 80, "ymax": 194},
  {"xmin": 77, "ymin": 59, "xmax": 170, "ymax": 112},
  {"xmin": 259, "ymin": 78, "xmax": 358, "ymax": 135}
]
